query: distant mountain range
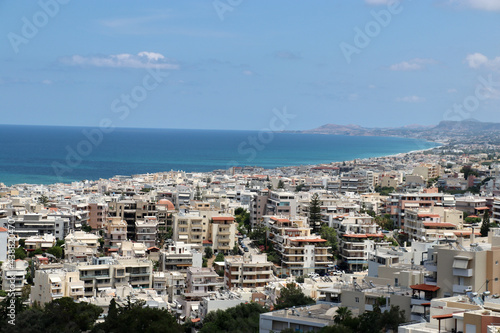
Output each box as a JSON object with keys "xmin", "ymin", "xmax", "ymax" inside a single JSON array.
[{"xmin": 297, "ymin": 119, "xmax": 500, "ymax": 143}]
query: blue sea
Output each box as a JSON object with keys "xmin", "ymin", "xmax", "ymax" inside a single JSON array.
[{"xmin": 0, "ymin": 125, "xmax": 439, "ymax": 186}]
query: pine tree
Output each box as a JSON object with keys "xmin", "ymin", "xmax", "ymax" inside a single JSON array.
[
  {"xmin": 309, "ymin": 193, "xmax": 322, "ymax": 234},
  {"xmin": 481, "ymin": 210, "xmax": 491, "ymax": 237}
]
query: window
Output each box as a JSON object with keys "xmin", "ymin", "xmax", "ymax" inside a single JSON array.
[{"xmin": 355, "ymin": 297, "xmax": 359, "ymax": 303}]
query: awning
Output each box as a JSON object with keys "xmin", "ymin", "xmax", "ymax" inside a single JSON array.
[
  {"xmin": 453, "ymin": 257, "xmax": 470, "ymax": 269},
  {"xmin": 410, "ymin": 284, "xmax": 440, "ymax": 292},
  {"xmin": 432, "ymin": 313, "xmax": 454, "ymax": 320},
  {"xmin": 49, "ymin": 276, "xmax": 61, "ymax": 283}
]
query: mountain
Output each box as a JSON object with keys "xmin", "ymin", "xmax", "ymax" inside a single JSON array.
[{"xmin": 300, "ymin": 119, "xmax": 500, "ymax": 143}]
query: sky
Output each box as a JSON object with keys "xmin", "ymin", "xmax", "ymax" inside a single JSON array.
[{"xmin": 0, "ymin": 0, "xmax": 500, "ymax": 131}]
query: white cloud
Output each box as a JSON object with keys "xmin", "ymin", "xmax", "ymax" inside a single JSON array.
[
  {"xmin": 368, "ymin": 84, "xmax": 376, "ymax": 89},
  {"xmin": 465, "ymin": 52, "xmax": 500, "ymax": 70},
  {"xmin": 274, "ymin": 51, "xmax": 302, "ymax": 60},
  {"xmin": 242, "ymin": 70, "xmax": 254, "ymax": 76},
  {"xmin": 60, "ymin": 52, "xmax": 179, "ymax": 69},
  {"xmin": 389, "ymin": 58, "xmax": 436, "ymax": 71},
  {"xmin": 447, "ymin": 88, "xmax": 458, "ymax": 93},
  {"xmin": 348, "ymin": 93, "xmax": 359, "ymax": 101},
  {"xmin": 396, "ymin": 95, "xmax": 426, "ymax": 103},
  {"xmin": 451, "ymin": 0, "xmax": 500, "ymax": 11},
  {"xmin": 42, "ymin": 80, "xmax": 52, "ymax": 85}
]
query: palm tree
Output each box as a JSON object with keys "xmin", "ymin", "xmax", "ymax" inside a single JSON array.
[{"xmin": 334, "ymin": 306, "xmax": 352, "ymax": 324}]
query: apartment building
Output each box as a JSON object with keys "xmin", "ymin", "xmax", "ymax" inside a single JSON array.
[
  {"xmin": 412, "ymin": 163, "xmax": 441, "ymax": 181},
  {"xmin": 24, "ymin": 234, "xmax": 56, "ymax": 253},
  {"xmin": 135, "ymin": 216, "xmax": 158, "ymax": 248},
  {"xmin": 404, "ymin": 207, "xmax": 464, "ymax": 241},
  {"xmin": 250, "ymin": 190, "xmax": 297, "ymax": 226},
  {"xmin": 108, "ymin": 199, "xmax": 157, "ymax": 239},
  {"xmin": 338, "ymin": 233, "xmax": 388, "ymax": 272},
  {"xmin": 159, "ymin": 241, "xmax": 203, "ymax": 271},
  {"xmin": 87, "ymin": 202, "xmax": 108, "ymax": 229},
  {"xmin": 104, "ymin": 217, "xmax": 127, "ymax": 252},
  {"xmin": 1, "ymin": 260, "xmax": 28, "ymax": 296},
  {"xmin": 210, "ymin": 216, "xmax": 236, "ymax": 254},
  {"xmin": 455, "ymin": 196, "xmax": 489, "ymax": 216},
  {"xmin": 424, "ymin": 235, "xmax": 500, "ymax": 298},
  {"xmin": 185, "ymin": 267, "xmax": 223, "ymax": 297},
  {"xmin": 491, "ymin": 197, "xmax": 500, "ymax": 225},
  {"xmin": 65, "ymin": 256, "xmax": 153, "ymax": 297},
  {"xmin": 0, "ymin": 227, "xmax": 7, "ymax": 262},
  {"xmin": 0, "ymin": 214, "xmax": 70, "ymax": 240},
  {"xmin": 31, "ymin": 269, "xmax": 84, "ymax": 304},
  {"xmin": 173, "ymin": 211, "xmax": 209, "ymax": 246},
  {"xmin": 259, "ymin": 304, "xmax": 336, "ymax": 333},
  {"xmin": 64, "ymin": 231, "xmax": 99, "ymax": 263},
  {"xmin": 385, "ymin": 191, "xmax": 455, "ymax": 228},
  {"xmin": 224, "ymin": 254, "xmax": 273, "ymax": 289}
]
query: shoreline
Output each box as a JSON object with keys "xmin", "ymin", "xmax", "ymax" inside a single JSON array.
[{"xmin": 1, "ymin": 139, "xmax": 443, "ymax": 188}]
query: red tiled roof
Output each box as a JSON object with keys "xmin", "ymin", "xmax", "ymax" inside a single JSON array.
[
  {"xmin": 202, "ymin": 240, "xmax": 212, "ymax": 244},
  {"xmin": 212, "ymin": 216, "xmax": 235, "ymax": 221},
  {"xmin": 410, "ymin": 284, "xmax": 440, "ymax": 292},
  {"xmin": 418, "ymin": 213, "xmax": 440, "ymax": 218},
  {"xmin": 475, "ymin": 207, "xmax": 490, "ymax": 210},
  {"xmin": 366, "ymin": 234, "xmax": 384, "ymax": 238},
  {"xmin": 271, "ymin": 217, "xmax": 290, "ymax": 223},
  {"xmin": 468, "ymin": 215, "xmax": 479, "ymax": 218},
  {"xmin": 191, "ymin": 318, "xmax": 201, "ymax": 323},
  {"xmin": 293, "ymin": 238, "xmax": 327, "ymax": 243},
  {"xmin": 454, "ymin": 231, "xmax": 481, "ymax": 236},
  {"xmin": 343, "ymin": 234, "xmax": 367, "ymax": 238},
  {"xmin": 423, "ymin": 222, "xmax": 457, "ymax": 228},
  {"xmin": 421, "ymin": 302, "xmax": 431, "ymax": 306}
]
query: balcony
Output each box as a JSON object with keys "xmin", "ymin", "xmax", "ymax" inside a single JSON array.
[
  {"xmin": 453, "ymin": 284, "xmax": 473, "ymax": 294},
  {"xmin": 453, "ymin": 268, "xmax": 473, "ymax": 277}
]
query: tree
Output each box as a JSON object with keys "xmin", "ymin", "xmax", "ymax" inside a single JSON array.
[
  {"xmin": 320, "ymin": 225, "xmax": 338, "ymax": 254},
  {"xmin": 200, "ymin": 302, "xmax": 266, "ymax": 333},
  {"xmin": 309, "ymin": 193, "xmax": 322, "ymax": 234},
  {"xmin": 249, "ymin": 224, "xmax": 268, "ymax": 246},
  {"xmin": 461, "ymin": 165, "xmax": 479, "ymax": 180},
  {"xmin": 333, "ymin": 307, "xmax": 353, "ymax": 324},
  {"xmin": 277, "ymin": 179, "xmax": 285, "ymax": 189},
  {"xmin": 46, "ymin": 246, "xmax": 63, "ymax": 259},
  {"xmin": 81, "ymin": 223, "xmax": 92, "ymax": 233},
  {"xmin": 94, "ymin": 299, "xmax": 182, "ymax": 333},
  {"xmin": 295, "ymin": 184, "xmax": 305, "ymax": 192},
  {"xmin": 274, "ymin": 283, "xmax": 315, "ymax": 310},
  {"xmin": 204, "ymin": 247, "xmax": 213, "ymax": 259},
  {"xmin": 231, "ymin": 244, "xmax": 240, "ymax": 255},
  {"xmin": 481, "ymin": 209, "xmax": 491, "ymax": 237},
  {"xmin": 15, "ymin": 247, "xmax": 26, "ymax": 260},
  {"xmin": 194, "ymin": 184, "xmax": 202, "ymax": 201},
  {"xmin": 37, "ymin": 195, "xmax": 49, "ymax": 207},
  {"xmin": 215, "ymin": 252, "xmax": 225, "ymax": 262}
]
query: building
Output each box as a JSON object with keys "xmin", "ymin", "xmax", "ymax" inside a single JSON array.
[
  {"xmin": 211, "ymin": 216, "xmax": 237, "ymax": 254},
  {"xmin": 159, "ymin": 241, "xmax": 203, "ymax": 272},
  {"xmin": 135, "ymin": 216, "xmax": 158, "ymax": 248},
  {"xmin": 404, "ymin": 207, "xmax": 464, "ymax": 241},
  {"xmin": 1, "ymin": 260, "xmax": 28, "ymax": 296},
  {"xmin": 224, "ymin": 254, "xmax": 273, "ymax": 289},
  {"xmin": 104, "ymin": 217, "xmax": 127, "ymax": 252},
  {"xmin": 31, "ymin": 269, "xmax": 84, "ymax": 304},
  {"xmin": 259, "ymin": 304, "xmax": 337, "ymax": 333},
  {"xmin": 185, "ymin": 267, "xmax": 223, "ymax": 297},
  {"xmin": 24, "ymin": 234, "xmax": 56, "ymax": 253},
  {"xmin": 0, "ymin": 214, "xmax": 70, "ymax": 240},
  {"xmin": 87, "ymin": 202, "xmax": 108, "ymax": 229}
]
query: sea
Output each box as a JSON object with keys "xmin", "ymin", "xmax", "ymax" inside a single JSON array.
[{"xmin": 0, "ymin": 125, "xmax": 439, "ymax": 186}]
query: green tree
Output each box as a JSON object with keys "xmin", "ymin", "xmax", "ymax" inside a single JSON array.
[
  {"xmin": 309, "ymin": 193, "xmax": 322, "ymax": 234},
  {"xmin": 81, "ymin": 223, "xmax": 92, "ymax": 233},
  {"xmin": 320, "ymin": 225, "xmax": 338, "ymax": 254},
  {"xmin": 200, "ymin": 302, "xmax": 266, "ymax": 333},
  {"xmin": 37, "ymin": 195, "xmax": 49, "ymax": 207},
  {"xmin": 204, "ymin": 247, "xmax": 213, "ymax": 259},
  {"xmin": 15, "ymin": 247, "xmax": 26, "ymax": 260},
  {"xmin": 333, "ymin": 306, "xmax": 353, "ymax": 324},
  {"xmin": 277, "ymin": 179, "xmax": 285, "ymax": 189},
  {"xmin": 295, "ymin": 184, "xmax": 305, "ymax": 192},
  {"xmin": 274, "ymin": 283, "xmax": 315, "ymax": 310},
  {"xmin": 481, "ymin": 210, "xmax": 491, "ymax": 237},
  {"xmin": 46, "ymin": 246, "xmax": 63, "ymax": 259},
  {"xmin": 461, "ymin": 165, "xmax": 479, "ymax": 180},
  {"xmin": 194, "ymin": 184, "xmax": 202, "ymax": 201},
  {"xmin": 215, "ymin": 252, "xmax": 225, "ymax": 262},
  {"xmin": 231, "ymin": 244, "xmax": 240, "ymax": 255}
]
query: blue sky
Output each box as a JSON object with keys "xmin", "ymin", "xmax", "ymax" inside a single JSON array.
[{"xmin": 1, "ymin": 0, "xmax": 499, "ymax": 130}]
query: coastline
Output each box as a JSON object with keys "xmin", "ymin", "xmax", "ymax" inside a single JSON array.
[{"xmin": 1, "ymin": 136, "xmax": 442, "ymax": 187}]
